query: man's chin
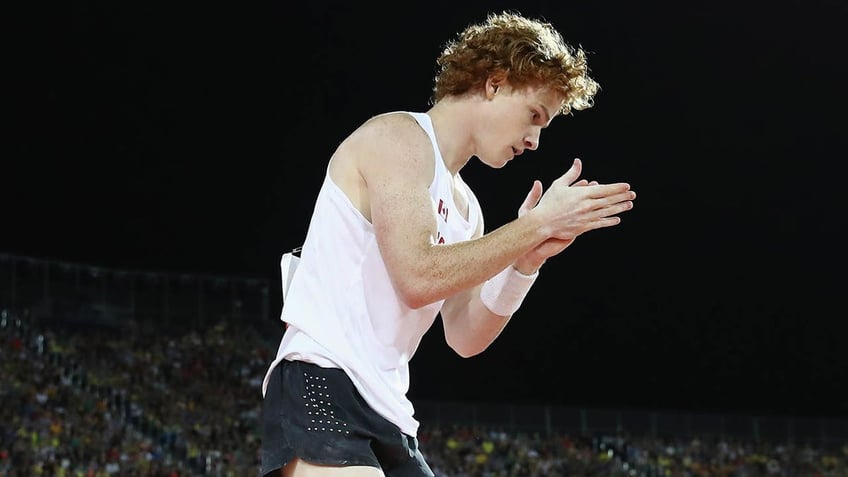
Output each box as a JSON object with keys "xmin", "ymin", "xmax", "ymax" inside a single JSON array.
[{"xmin": 479, "ymin": 155, "xmax": 510, "ymax": 169}]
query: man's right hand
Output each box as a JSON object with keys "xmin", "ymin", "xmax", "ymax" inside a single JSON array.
[{"xmin": 530, "ymin": 158, "xmax": 636, "ymax": 242}]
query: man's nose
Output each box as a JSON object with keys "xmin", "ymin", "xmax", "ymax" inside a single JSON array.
[{"xmin": 524, "ymin": 133, "xmax": 539, "ymax": 151}]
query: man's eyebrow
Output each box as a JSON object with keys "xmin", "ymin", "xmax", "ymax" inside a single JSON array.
[{"xmin": 540, "ymin": 104, "xmax": 553, "ymax": 128}]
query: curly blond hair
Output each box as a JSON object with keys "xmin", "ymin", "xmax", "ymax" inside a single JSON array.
[{"xmin": 432, "ymin": 11, "xmax": 599, "ymax": 115}]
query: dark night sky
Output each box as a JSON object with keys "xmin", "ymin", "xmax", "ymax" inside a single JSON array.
[{"xmin": 5, "ymin": 1, "xmax": 847, "ymax": 418}]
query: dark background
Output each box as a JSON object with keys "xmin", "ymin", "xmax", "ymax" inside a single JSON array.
[{"xmin": 6, "ymin": 1, "xmax": 847, "ymax": 418}]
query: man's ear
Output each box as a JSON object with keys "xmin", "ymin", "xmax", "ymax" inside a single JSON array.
[{"xmin": 486, "ymin": 72, "xmax": 508, "ymax": 99}]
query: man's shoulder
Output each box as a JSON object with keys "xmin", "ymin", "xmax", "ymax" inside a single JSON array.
[
  {"xmin": 334, "ymin": 111, "xmax": 430, "ymax": 166},
  {"xmin": 352, "ymin": 111, "xmax": 428, "ymax": 146},
  {"xmin": 362, "ymin": 111, "xmax": 421, "ymax": 129}
]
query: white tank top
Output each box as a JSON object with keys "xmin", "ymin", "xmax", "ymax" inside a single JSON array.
[{"xmin": 261, "ymin": 111, "xmax": 480, "ymax": 436}]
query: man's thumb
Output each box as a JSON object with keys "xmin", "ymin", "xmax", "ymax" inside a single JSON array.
[{"xmin": 518, "ymin": 180, "xmax": 543, "ymax": 217}]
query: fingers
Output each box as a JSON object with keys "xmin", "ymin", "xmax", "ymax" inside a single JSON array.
[
  {"xmin": 572, "ymin": 179, "xmax": 599, "ymax": 187},
  {"xmin": 588, "ymin": 190, "xmax": 635, "ymax": 223},
  {"xmin": 600, "ymin": 189, "xmax": 636, "ymax": 208},
  {"xmin": 557, "ymin": 158, "xmax": 583, "ymax": 186},
  {"xmin": 517, "ymin": 180, "xmax": 544, "ymax": 217},
  {"xmin": 542, "ymin": 157, "xmax": 636, "ymax": 238},
  {"xmin": 584, "ymin": 182, "xmax": 632, "ymax": 199},
  {"xmin": 602, "ymin": 199, "xmax": 635, "ymax": 217},
  {"xmin": 586, "ymin": 216, "xmax": 623, "ymax": 231}
]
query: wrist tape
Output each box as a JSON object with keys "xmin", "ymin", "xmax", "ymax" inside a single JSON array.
[{"xmin": 480, "ymin": 266, "xmax": 539, "ymax": 316}]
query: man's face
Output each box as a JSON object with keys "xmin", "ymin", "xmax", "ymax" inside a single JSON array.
[{"xmin": 477, "ymin": 82, "xmax": 563, "ymax": 168}]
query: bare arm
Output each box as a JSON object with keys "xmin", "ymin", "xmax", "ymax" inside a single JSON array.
[
  {"xmin": 440, "ymin": 176, "xmax": 615, "ymax": 357},
  {"xmin": 342, "ymin": 114, "xmax": 634, "ymax": 312},
  {"xmin": 348, "ymin": 115, "xmax": 546, "ymax": 309}
]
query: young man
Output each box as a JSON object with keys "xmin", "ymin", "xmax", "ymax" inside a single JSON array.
[{"xmin": 260, "ymin": 11, "xmax": 636, "ymax": 477}]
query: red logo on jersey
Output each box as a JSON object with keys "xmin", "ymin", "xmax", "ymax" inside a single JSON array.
[{"xmin": 437, "ymin": 199, "xmax": 449, "ymax": 222}]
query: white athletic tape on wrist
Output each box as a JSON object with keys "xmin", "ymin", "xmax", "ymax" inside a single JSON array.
[{"xmin": 480, "ymin": 266, "xmax": 539, "ymax": 316}]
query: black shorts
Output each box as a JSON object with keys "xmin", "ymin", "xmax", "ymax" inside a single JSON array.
[{"xmin": 259, "ymin": 359, "xmax": 435, "ymax": 477}]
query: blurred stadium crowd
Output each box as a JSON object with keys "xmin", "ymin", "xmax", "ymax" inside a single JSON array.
[{"xmin": 2, "ymin": 307, "xmax": 847, "ymax": 477}]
